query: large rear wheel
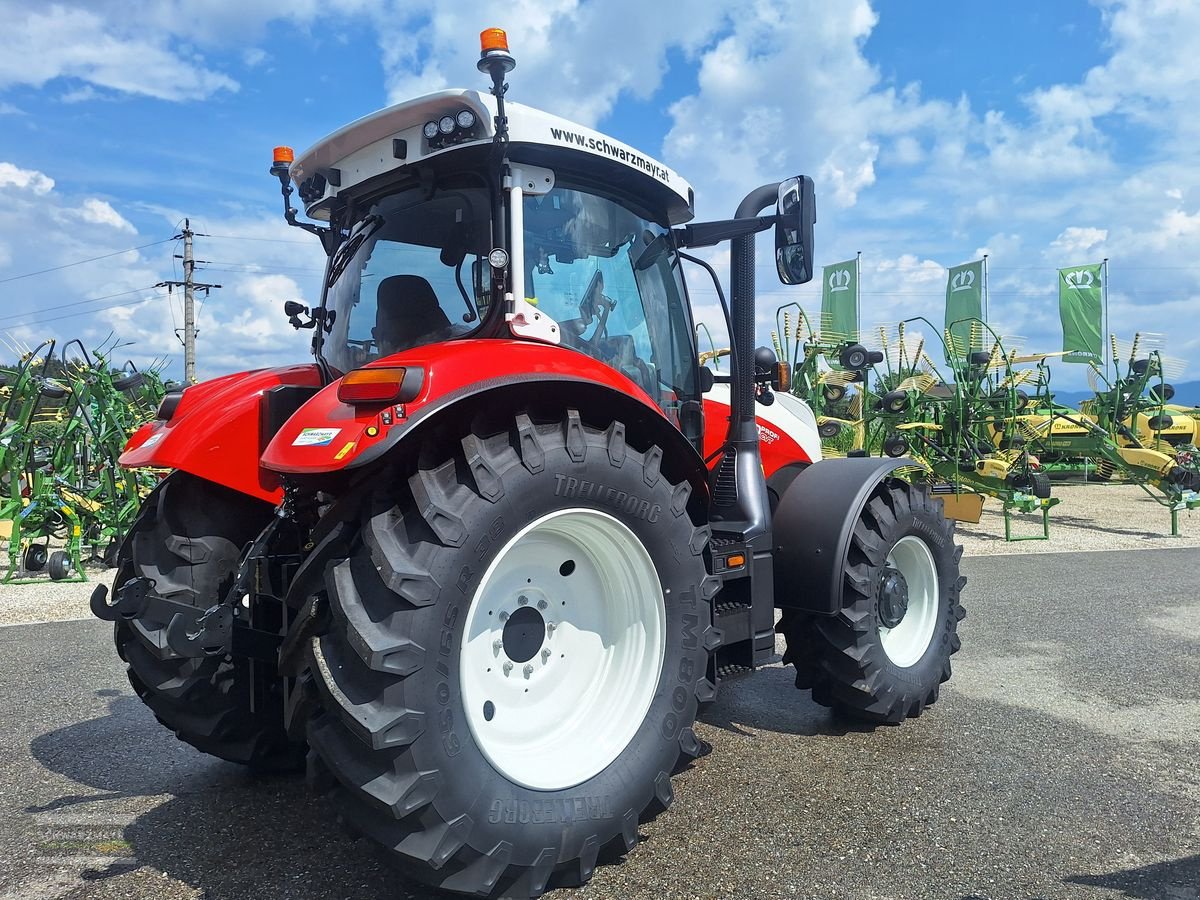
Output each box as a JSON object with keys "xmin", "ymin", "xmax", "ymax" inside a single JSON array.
[
  {"xmin": 304, "ymin": 409, "xmax": 716, "ymax": 897},
  {"xmin": 114, "ymin": 472, "xmax": 304, "ymax": 770},
  {"xmin": 778, "ymin": 480, "xmax": 965, "ymax": 724}
]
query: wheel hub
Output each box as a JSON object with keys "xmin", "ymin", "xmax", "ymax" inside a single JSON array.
[
  {"xmin": 877, "ymin": 567, "xmax": 910, "ymax": 628},
  {"xmin": 501, "ymin": 604, "xmax": 546, "ymax": 663},
  {"xmin": 460, "ymin": 508, "xmax": 666, "ymax": 791}
]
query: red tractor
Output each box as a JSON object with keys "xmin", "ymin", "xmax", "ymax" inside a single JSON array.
[{"xmin": 92, "ymin": 29, "xmax": 965, "ymax": 898}]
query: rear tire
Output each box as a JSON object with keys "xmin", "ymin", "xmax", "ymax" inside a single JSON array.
[
  {"xmin": 778, "ymin": 480, "xmax": 965, "ymax": 724},
  {"xmin": 304, "ymin": 409, "xmax": 716, "ymax": 897},
  {"xmin": 113, "ymin": 472, "xmax": 304, "ymax": 770}
]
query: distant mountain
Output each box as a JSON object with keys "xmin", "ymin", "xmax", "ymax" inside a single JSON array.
[{"xmin": 1048, "ymin": 380, "xmax": 1199, "ymax": 409}]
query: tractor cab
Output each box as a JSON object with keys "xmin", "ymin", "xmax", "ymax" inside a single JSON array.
[{"xmin": 279, "ymin": 78, "xmax": 703, "ymax": 442}]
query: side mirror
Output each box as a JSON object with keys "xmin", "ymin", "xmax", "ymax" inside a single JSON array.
[
  {"xmin": 698, "ymin": 366, "xmax": 715, "ymax": 394},
  {"xmin": 775, "ymin": 175, "xmax": 816, "ymax": 285},
  {"xmin": 284, "ymin": 300, "xmax": 315, "ymax": 330}
]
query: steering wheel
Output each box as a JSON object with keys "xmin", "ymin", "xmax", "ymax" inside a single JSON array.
[{"xmin": 578, "ymin": 269, "xmax": 614, "ymax": 347}]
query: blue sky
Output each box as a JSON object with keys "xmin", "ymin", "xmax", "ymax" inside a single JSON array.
[{"xmin": 0, "ymin": 0, "xmax": 1197, "ymax": 388}]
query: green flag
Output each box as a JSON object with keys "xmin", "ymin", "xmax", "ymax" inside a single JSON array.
[
  {"xmin": 944, "ymin": 260, "xmax": 984, "ymax": 361},
  {"xmin": 1058, "ymin": 264, "xmax": 1103, "ymax": 364},
  {"xmin": 820, "ymin": 257, "xmax": 858, "ymax": 342}
]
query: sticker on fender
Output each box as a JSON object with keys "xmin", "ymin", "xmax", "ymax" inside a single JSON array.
[{"xmin": 292, "ymin": 427, "xmax": 341, "ymax": 447}]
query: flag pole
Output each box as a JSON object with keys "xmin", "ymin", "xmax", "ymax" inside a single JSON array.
[
  {"xmin": 855, "ymin": 249, "xmax": 862, "ymax": 341},
  {"xmin": 982, "ymin": 254, "xmax": 989, "ymax": 323},
  {"xmin": 1101, "ymin": 257, "xmax": 1109, "ymax": 373}
]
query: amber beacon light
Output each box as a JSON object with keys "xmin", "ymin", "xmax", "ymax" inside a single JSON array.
[{"xmin": 479, "ymin": 28, "xmax": 509, "ymax": 53}]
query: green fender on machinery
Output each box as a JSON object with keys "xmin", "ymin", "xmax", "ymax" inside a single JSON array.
[{"xmin": 771, "ymin": 456, "xmax": 916, "ymax": 615}]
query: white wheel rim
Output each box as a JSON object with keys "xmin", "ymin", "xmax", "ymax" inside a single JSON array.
[
  {"xmin": 460, "ymin": 508, "xmax": 666, "ymax": 791},
  {"xmin": 878, "ymin": 535, "xmax": 939, "ymax": 668}
]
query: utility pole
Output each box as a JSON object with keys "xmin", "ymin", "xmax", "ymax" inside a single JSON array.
[{"xmin": 157, "ymin": 219, "xmax": 220, "ymax": 383}]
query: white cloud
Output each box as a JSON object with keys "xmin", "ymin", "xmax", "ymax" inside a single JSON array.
[
  {"xmin": 1050, "ymin": 227, "xmax": 1108, "ymax": 257},
  {"xmin": 0, "ymin": 161, "xmax": 54, "ymax": 194},
  {"xmin": 75, "ymin": 198, "xmax": 137, "ymax": 233},
  {"xmin": 0, "ymin": 3, "xmax": 238, "ymax": 101}
]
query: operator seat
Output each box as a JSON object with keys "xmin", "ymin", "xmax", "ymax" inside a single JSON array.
[{"xmin": 374, "ymin": 275, "xmax": 452, "ymax": 354}]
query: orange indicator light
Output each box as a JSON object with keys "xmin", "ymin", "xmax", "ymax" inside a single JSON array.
[
  {"xmin": 480, "ymin": 28, "xmax": 509, "ymax": 53},
  {"xmin": 273, "ymin": 146, "xmax": 294, "ymax": 165}
]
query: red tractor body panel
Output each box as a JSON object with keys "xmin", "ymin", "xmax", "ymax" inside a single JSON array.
[
  {"xmin": 120, "ymin": 364, "xmax": 324, "ymax": 503},
  {"xmin": 701, "ymin": 392, "xmax": 816, "ymax": 478},
  {"xmin": 260, "ymin": 340, "xmax": 660, "ymax": 475}
]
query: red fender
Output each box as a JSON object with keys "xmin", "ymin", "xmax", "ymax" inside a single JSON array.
[
  {"xmin": 120, "ymin": 364, "xmax": 324, "ymax": 502},
  {"xmin": 261, "ymin": 340, "xmax": 661, "ymax": 475}
]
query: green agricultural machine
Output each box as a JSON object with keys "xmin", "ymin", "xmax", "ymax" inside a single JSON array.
[
  {"xmin": 0, "ymin": 339, "xmax": 167, "ymax": 581},
  {"xmin": 774, "ymin": 312, "xmax": 1059, "ymax": 540},
  {"xmin": 1010, "ymin": 333, "xmax": 1200, "ymax": 534}
]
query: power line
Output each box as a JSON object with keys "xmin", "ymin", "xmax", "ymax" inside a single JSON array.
[
  {"xmin": 1, "ymin": 292, "xmax": 165, "ymax": 329},
  {"xmin": 0, "ymin": 285, "xmax": 162, "ymax": 323},
  {"xmin": 0, "ymin": 239, "xmax": 175, "ymax": 285},
  {"xmin": 203, "ymin": 233, "xmax": 314, "ymax": 245}
]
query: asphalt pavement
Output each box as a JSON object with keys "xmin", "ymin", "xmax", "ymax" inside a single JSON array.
[{"xmin": 0, "ymin": 549, "xmax": 1196, "ymax": 900}]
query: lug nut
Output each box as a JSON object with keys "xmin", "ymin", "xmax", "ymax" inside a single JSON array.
[
  {"xmin": 498, "ymin": 610, "xmax": 509, "ymax": 622},
  {"xmin": 537, "ymin": 598, "xmax": 547, "ymax": 610},
  {"xmin": 523, "ymin": 663, "xmax": 534, "ymax": 678},
  {"xmin": 503, "ymin": 661, "xmax": 513, "ymax": 676},
  {"xmin": 546, "ymin": 622, "xmax": 556, "ymax": 635},
  {"xmin": 518, "ymin": 594, "xmax": 528, "ymax": 605},
  {"xmin": 541, "ymin": 648, "xmax": 551, "ymax": 662},
  {"xmin": 492, "ymin": 639, "xmax": 503, "ymax": 655}
]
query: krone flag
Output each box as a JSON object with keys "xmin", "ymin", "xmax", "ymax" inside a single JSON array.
[
  {"xmin": 944, "ymin": 260, "xmax": 984, "ymax": 361},
  {"xmin": 820, "ymin": 258, "xmax": 859, "ymax": 342},
  {"xmin": 1058, "ymin": 264, "xmax": 1103, "ymax": 364}
]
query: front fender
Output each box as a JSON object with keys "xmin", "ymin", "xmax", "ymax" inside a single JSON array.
[
  {"xmin": 261, "ymin": 340, "xmax": 661, "ymax": 475},
  {"xmin": 772, "ymin": 456, "xmax": 917, "ymax": 614},
  {"xmin": 121, "ymin": 364, "xmax": 324, "ymax": 503}
]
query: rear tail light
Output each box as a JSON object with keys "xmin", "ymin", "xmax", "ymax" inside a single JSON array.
[{"xmin": 337, "ymin": 367, "xmax": 424, "ymax": 405}]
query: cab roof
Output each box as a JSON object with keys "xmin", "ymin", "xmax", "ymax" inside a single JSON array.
[{"xmin": 290, "ymin": 89, "xmax": 695, "ymax": 225}]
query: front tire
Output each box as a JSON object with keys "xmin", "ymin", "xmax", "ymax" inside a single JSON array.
[
  {"xmin": 778, "ymin": 480, "xmax": 965, "ymax": 724},
  {"xmin": 305, "ymin": 409, "xmax": 716, "ymax": 897}
]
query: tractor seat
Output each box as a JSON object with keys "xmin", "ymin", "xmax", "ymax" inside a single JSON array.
[{"xmin": 374, "ymin": 275, "xmax": 452, "ymax": 354}]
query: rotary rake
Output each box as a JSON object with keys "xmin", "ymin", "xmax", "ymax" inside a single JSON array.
[
  {"xmin": 1007, "ymin": 333, "xmax": 1200, "ymax": 534},
  {"xmin": 0, "ymin": 338, "xmax": 167, "ymax": 581}
]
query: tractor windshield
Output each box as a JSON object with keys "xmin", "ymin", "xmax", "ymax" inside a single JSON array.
[
  {"xmin": 522, "ymin": 185, "xmax": 699, "ymax": 413},
  {"xmin": 323, "ymin": 180, "xmax": 492, "ymax": 374}
]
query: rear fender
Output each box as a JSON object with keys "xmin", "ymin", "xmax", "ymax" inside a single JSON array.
[
  {"xmin": 120, "ymin": 364, "xmax": 324, "ymax": 503},
  {"xmin": 772, "ymin": 457, "xmax": 919, "ymax": 614},
  {"xmin": 261, "ymin": 340, "xmax": 664, "ymax": 475}
]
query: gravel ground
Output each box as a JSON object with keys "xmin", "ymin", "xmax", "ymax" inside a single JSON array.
[
  {"xmin": 0, "ymin": 574, "xmax": 102, "ymax": 627},
  {"xmin": 953, "ymin": 482, "xmax": 1200, "ymax": 555}
]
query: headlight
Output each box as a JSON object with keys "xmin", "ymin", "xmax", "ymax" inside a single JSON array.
[
  {"xmin": 438, "ymin": 115, "xmax": 456, "ymax": 135},
  {"xmin": 456, "ymin": 109, "xmax": 476, "ymax": 129},
  {"xmin": 423, "ymin": 121, "xmax": 439, "ymax": 139}
]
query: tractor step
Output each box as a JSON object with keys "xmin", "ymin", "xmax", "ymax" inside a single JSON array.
[{"xmin": 707, "ymin": 531, "xmax": 776, "ymax": 686}]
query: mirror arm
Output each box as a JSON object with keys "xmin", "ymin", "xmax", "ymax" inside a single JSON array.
[{"xmin": 673, "ymin": 215, "xmax": 776, "ymax": 249}]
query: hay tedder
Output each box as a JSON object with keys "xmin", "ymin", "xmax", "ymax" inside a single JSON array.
[
  {"xmin": 776, "ymin": 311, "xmax": 1058, "ymax": 540},
  {"xmin": 89, "ymin": 30, "xmax": 966, "ymax": 898},
  {"xmin": 0, "ymin": 339, "xmax": 165, "ymax": 582}
]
